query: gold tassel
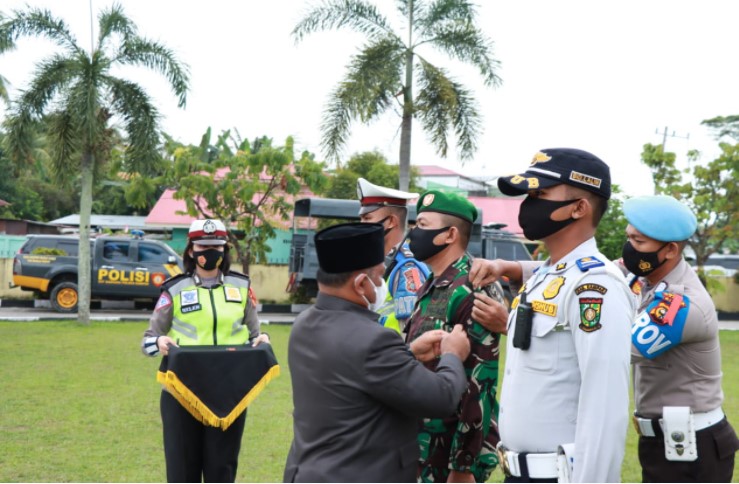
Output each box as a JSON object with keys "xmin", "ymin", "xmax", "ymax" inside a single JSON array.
[{"xmin": 156, "ymin": 365, "xmax": 280, "ymax": 430}]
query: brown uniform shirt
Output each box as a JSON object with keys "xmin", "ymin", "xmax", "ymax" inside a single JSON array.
[{"xmin": 631, "ymin": 258, "xmax": 723, "ymax": 417}]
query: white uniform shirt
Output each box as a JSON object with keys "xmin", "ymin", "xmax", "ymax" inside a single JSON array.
[{"xmin": 499, "ymin": 238, "xmax": 635, "ymax": 482}]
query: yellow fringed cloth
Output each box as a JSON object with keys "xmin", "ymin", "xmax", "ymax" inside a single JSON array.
[{"xmin": 157, "ymin": 344, "xmax": 280, "ymax": 430}]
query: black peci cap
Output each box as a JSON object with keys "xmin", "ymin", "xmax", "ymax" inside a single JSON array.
[
  {"xmin": 315, "ymin": 222, "xmax": 385, "ymax": 274},
  {"xmin": 498, "ymin": 148, "xmax": 612, "ymax": 199}
]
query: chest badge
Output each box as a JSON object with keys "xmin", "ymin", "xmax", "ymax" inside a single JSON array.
[
  {"xmin": 224, "ymin": 286, "xmax": 243, "ymax": 303},
  {"xmin": 543, "ymin": 276, "xmax": 566, "ymax": 300},
  {"xmin": 181, "ymin": 289, "xmax": 199, "ymax": 306}
]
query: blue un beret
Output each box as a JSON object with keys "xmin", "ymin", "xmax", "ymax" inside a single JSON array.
[{"xmin": 623, "ymin": 195, "xmax": 697, "ymax": 242}]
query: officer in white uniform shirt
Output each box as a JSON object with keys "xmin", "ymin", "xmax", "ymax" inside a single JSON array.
[
  {"xmin": 469, "ymin": 148, "xmax": 635, "ymax": 482},
  {"xmin": 621, "ymin": 195, "xmax": 739, "ymax": 482}
]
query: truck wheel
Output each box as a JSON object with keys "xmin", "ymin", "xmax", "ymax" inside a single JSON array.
[{"xmin": 50, "ymin": 282, "xmax": 79, "ymax": 313}]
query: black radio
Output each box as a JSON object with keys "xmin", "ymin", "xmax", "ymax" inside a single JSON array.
[{"xmin": 512, "ymin": 292, "xmax": 533, "ymax": 350}]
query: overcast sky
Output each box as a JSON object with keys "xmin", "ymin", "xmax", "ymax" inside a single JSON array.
[{"xmin": 2, "ymin": 0, "xmax": 737, "ymax": 198}]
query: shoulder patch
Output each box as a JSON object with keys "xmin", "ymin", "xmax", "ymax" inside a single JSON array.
[
  {"xmin": 543, "ymin": 276, "xmax": 566, "ymax": 300},
  {"xmin": 579, "ymin": 297, "xmax": 603, "ymax": 332},
  {"xmin": 632, "ymin": 292, "xmax": 690, "ymax": 359},
  {"xmin": 575, "ymin": 283, "xmax": 608, "ymax": 295},
  {"xmin": 576, "ymin": 256, "xmax": 605, "ymax": 272},
  {"xmin": 629, "ymin": 276, "xmax": 643, "ymax": 295},
  {"xmin": 155, "ymin": 292, "xmax": 172, "ymax": 311}
]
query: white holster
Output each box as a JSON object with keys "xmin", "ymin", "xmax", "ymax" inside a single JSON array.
[
  {"xmin": 556, "ymin": 443, "xmax": 575, "ymax": 483},
  {"xmin": 662, "ymin": 406, "xmax": 698, "ymax": 461}
]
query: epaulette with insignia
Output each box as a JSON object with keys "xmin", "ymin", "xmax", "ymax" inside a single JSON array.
[
  {"xmin": 576, "ymin": 256, "xmax": 605, "ymax": 272},
  {"xmin": 227, "ymin": 270, "xmax": 250, "ymax": 281},
  {"xmin": 400, "ymin": 244, "xmax": 414, "ymax": 258},
  {"xmin": 161, "ymin": 273, "xmax": 190, "ymax": 291}
]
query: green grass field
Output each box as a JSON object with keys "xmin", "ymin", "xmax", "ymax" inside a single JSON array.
[{"xmin": 0, "ymin": 321, "xmax": 736, "ymax": 482}]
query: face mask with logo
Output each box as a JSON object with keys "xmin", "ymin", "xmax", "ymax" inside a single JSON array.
[
  {"xmin": 355, "ymin": 273, "xmax": 388, "ymax": 311},
  {"xmin": 621, "ymin": 241, "xmax": 668, "ymax": 276},
  {"xmin": 518, "ymin": 197, "xmax": 580, "ymax": 241},
  {"xmin": 193, "ymin": 248, "xmax": 224, "ymax": 271},
  {"xmin": 408, "ymin": 226, "xmax": 451, "ymax": 261}
]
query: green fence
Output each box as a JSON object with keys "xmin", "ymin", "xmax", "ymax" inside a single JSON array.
[{"xmin": 0, "ymin": 235, "xmax": 27, "ymax": 258}]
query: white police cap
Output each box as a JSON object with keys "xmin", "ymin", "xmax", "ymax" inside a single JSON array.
[
  {"xmin": 188, "ymin": 219, "xmax": 228, "ymax": 245},
  {"xmin": 356, "ymin": 178, "xmax": 418, "ymax": 215}
]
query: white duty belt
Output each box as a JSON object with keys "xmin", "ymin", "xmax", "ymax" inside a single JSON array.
[
  {"xmin": 633, "ymin": 407, "xmax": 724, "ymax": 437},
  {"xmin": 496, "ymin": 444, "xmax": 558, "ymax": 479}
]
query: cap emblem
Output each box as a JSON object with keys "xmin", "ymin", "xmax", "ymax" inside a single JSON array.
[
  {"xmin": 203, "ymin": 220, "xmax": 217, "ymax": 234},
  {"xmin": 510, "ymin": 175, "xmax": 525, "ymax": 184},
  {"xmin": 530, "ymin": 151, "xmax": 552, "ymax": 165},
  {"xmin": 422, "ymin": 193, "xmax": 435, "ymax": 206},
  {"xmin": 570, "ymin": 171, "xmax": 602, "ymax": 188}
]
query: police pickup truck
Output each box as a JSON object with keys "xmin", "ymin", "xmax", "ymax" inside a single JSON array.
[
  {"xmin": 288, "ymin": 197, "xmax": 532, "ymax": 306},
  {"xmin": 12, "ymin": 235, "xmax": 184, "ymax": 312}
]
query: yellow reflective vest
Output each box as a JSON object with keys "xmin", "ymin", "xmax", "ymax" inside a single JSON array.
[{"xmin": 166, "ymin": 273, "xmax": 252, "ymax": 346}]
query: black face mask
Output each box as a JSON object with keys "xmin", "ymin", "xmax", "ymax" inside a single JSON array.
[
  {"xmin": 518, "ymin": 197, "xmax": 580, "ymax": 241},
  {"xmin": 193, "ymin": 248, "xmax": 224, "ymax": 271},
  {"xmin": 377, "ymin": 216, "xmax": 392, "ymax": 237},
  {"xmin": 622, "ymin": 241, "xmax": 668, "ymax": 276},
  {"xmin": 408, "ymin": 226, "xmax": 451, "ymax": 261}
]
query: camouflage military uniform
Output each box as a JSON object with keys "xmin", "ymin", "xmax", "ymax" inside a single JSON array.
[{"xmin": 405, "ymin": 253, "xmax": 503, "ymax": 483}]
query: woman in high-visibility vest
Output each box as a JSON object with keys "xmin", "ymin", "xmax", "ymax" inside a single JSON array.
[{"xmin": 141, "ymin": 219, "xmax": 270, "ymax": 483}]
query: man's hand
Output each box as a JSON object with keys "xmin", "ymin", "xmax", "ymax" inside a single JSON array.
[
  {"xmin": 409, "ymin": 329, "xmax": 446, "ymax": 362},
  {"xmin": 468, "ymin": 258, "xmax": 521, "ymax": 289},
  {"xmin": 252, "ymin": 333, "xmax": 271, "ymax": 347},
  {"xmin": 157, "ymin": 336, "xmax": 177, "ymax": 356},
  {"xmin": 447, "ymin": 470, "xmax": 475, "ymax": 483},
  {"xmin": 472, "ymin": 292, "xmax": 509, "ymax": 334},
  {"xmin": 440, "ymin": 325, "xmax": 471, "ymax": 361}
]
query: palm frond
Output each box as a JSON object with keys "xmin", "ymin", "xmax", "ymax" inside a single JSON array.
[
  {"xmin": 320, "ymin": 86, "xmax": 354, "ymax": 164},
  {"xmin": 319, "ymin": 37, "xmax": 404, "ymax": 163},
  {"xmin": 422, "ymin": 22, "xmax": 501, "ymax": 87},
  {"xmin": 46, "ymin": 109, "xmax": 81, "ymax": 183},
  {"xmin": 2, "ymin": 104, "xmax": 37, "ymax": 165},
  {"xmin": 116, "ymin": 37, "xmax": 189, "ymax": 108},
  {"xmin": 343, "ymin": 37, "xmax": 404, "ymax": 121},
  {"xmin": 64, "ymin": 77, "xmax": 105, "ymax": 150},
  {"xmin": 18, "ymin": 53, "xmax": 79, "ymax": 115},
  {"xmin": 414, "ymin": 58, "xmax": 481, "ymax": 160},
  {"xmin": 0, "ymin": 74, "xmax": 10, "ymax": 102},
  {"xmin": 395, "ymin": 0, "xmax": 425, "ymax": 21},
  {"xmin": 417, "ymin": 0, "xmax": 476, "ymax": 28},
  {"xmin": 97, "ymin": 2, "xmax": 138, "ymax": 49},
  {"xmin": 293, "ymin": 0, "xmax": 399, "ymax": 44},
  {"xmin": 1, "ymin": 7, "xmax": 82, "ymax": 56},
  {"xmin": 104, "ymin": 76, "xmax": 161, "ymax": 175}
]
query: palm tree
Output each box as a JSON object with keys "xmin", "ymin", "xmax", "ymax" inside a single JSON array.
[
  {"xmin": 0, "ymin": 4, "xmax": 188, "ymax": 325},
  {"xmin": 293, "ymin": 0, "xmax": 501, "ymax": 191}
]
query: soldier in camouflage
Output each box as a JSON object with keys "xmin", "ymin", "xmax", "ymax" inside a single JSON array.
[{"xmin": 405, "ymin": 190, "xmax": 504, "ymax": 483}]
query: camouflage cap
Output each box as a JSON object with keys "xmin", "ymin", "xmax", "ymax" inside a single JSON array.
[{"xmin": 416, "ymin": 190, "xmax": 479, "ymax": 224}]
